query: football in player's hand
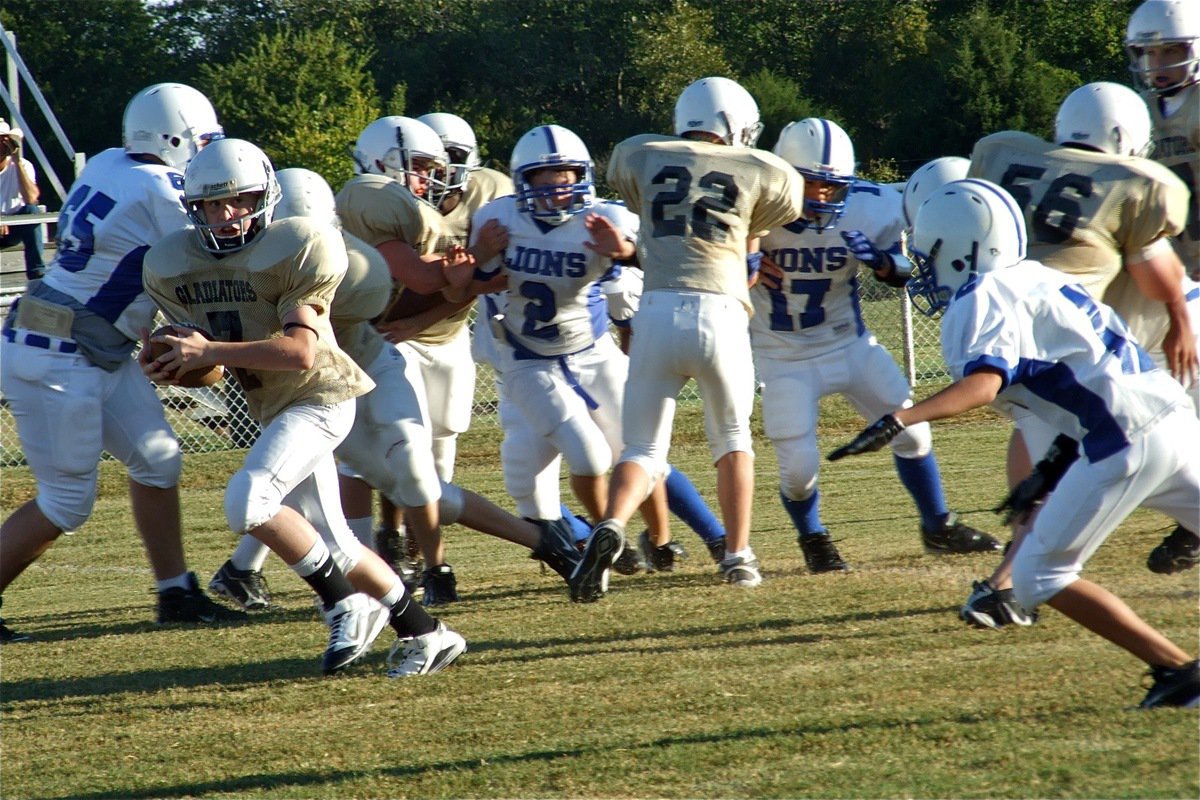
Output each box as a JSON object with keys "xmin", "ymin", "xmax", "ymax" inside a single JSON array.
[{"xmin": 148, "ymin": 325, "xmax": 224, "ymax": 388}]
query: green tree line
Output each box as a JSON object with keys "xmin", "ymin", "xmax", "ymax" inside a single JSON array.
[{"xmin": 1, "ymin": 0, "xmax": 1137, "ymax": 201}]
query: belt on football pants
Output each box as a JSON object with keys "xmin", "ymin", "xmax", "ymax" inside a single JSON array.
[{"xmin": 3, "ymin": 325, "xmax": 79, "ymax": 354}]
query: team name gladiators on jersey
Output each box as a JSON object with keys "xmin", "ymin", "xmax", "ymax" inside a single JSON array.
[
  {"xmin": 505, "ymin": 246, "xmax": 588, "ymax": 278},
  {"xmin": 173, "ymin": 278, "xmax": 259, "ymax": 306}
]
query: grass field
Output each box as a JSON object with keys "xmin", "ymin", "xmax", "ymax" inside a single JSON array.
[{"xmin": 1, "ymin": 395, "xmax": 1197, "ymax": 800}]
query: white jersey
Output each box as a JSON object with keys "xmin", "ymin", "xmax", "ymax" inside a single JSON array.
[
  {"xmin": 941, "ymin": 260, "xmax": 1188, "ymax": 463},
  {"xmin": 751, "ymin": 181, "xmax": 905, "ymax": 359},
  {"xmin": 472, "ymin": 197, "xmax": 635, "ymax": 357},
  {"xmin": 42, "ymin": 148, "xmax": 189, "ymax": 341}
]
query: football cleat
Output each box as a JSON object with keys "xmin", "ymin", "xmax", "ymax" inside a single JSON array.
[
  {"xmin": 570, "ymin": 520, "xmax": 624, "ymax": 603},
  {"xmin": 639, "ymin": 530, "xmax": 689, "ymax": 573},
  {"xmin": 208, "ymin": 560, "xmax": 271, "ymax": 611},
  {"xmin": 530, "ymin": 517, "xmax": 583, "ymax": 581},
  {"xmin": 959, "ymin": 579, "xmax": 1037, "ymax": 629},
  {"xmin": 387, "ymin": 620, "xmax": 467, "ymax": 678},
  {"xmin": 0, "ymin": 597, "xmax": 29, "ymax": 644},
  {"xmin": 157, "ymin": 572, "xmax": 247, "ymax": 624},
  {"xmin": 921, "ymin": 513, "xmax": 1002, "ymax": 554},
  {"xmin": 719, "ymin": 554, "xmax": 762, "ymax": 588},
  {"xmin": 321, "ymin": 593, "xmax": 390, "ymax": 675},
  {"xmin": 1146, "ymin": 526, "xmax": 1200, "ymax": 575},
  {"xmin": 705, "ymin": 536, "xmax": 727, "ymax": 564},
  {"xmin": 420, "ymin": 564, "xmax": 460, "ymax": 607},
  {"xmin": 798, "ymin": 532, "xmax": 850, "ymax": 573},
  {"xmin": 1139, "ymin": 660, "xmax": 1200, "ymax": 709},
  {"xmin": 613, "ymin": 542, "xmax": 647, "ymax": 575}
]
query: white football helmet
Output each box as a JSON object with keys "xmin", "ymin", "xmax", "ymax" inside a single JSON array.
[
  {"xmin": 352, "ymin": 116, "xmax": 449, "ymax": 206},
  {"xmin": 510, "ymin": 124, "xmax": 595, "ymax": 225},
  {"xmin": 418, "ymin": 112, "xmax": 480, "ymax": 194},
  {"xmin": 906, "ymin": 179, "xmax": 1027, "ymax": 317},
  {"xmin": 773, "ymin": 118, "xmax": 856, "ymax": 230},
  {"xmin": 1125, "ymin": 0, "xmax": 1200, "ymax": 95},
  {"xmin": 902, "ymin": 156, "xmax": 970, "ymax": 228},
  {"xmin": 184, "ymin": 138, "xmax": 281, "ymax": 253},
  {"xmin": 275, "ymin": 167, "xmax": 337, "ymax": 225},
  {"xmin": 673, "ymin": 76, "xmax": 763, "ymax": 148},
  {"xmin": 123, "ymin": 83, "xmax": 223, "ymax": 169},
  {"xmin": 1054, "ymin": 82, "xmax": 1153, "ymax": 158}
]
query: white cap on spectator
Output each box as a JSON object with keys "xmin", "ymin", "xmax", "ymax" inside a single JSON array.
[{"xmin": 0, "ymin": 120, "xmax": 23, "ymax": 141}]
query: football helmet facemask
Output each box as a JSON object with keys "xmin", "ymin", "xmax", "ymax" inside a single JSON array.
[
  {"xmin": 1126, "ymin": 0, "xmax": 1200, "ymax": 95},
  {"xmin": 907, "ymin": 179, "xmax": 1026, "ymax": 318},
  {"xmin": 352, "ymin": 116, "xmax": 450, "ymax": 206},
  {"xmin": 773, "ymin": 118, "xmax": 856, "ymax": 230},
  {"xmin": 1055, "ymin": 81, "xmax": 1153, "ymax": 158},
  {"xmin": 123, "ymin": 83, "xmax": 223, "ymax": 169},
  {"xmin": 510, "ymin": 124, "xmax": 595, "ymax": 225},
  {"xmin": 418, "ymin": 112, "xmax": 480, "ymax": 194},
  {"xmin": 184, "ymin": 138, "xmax": 281, "ymax": 253},
  {"xmin": 902, "ymin": 156, "xmax": 970, "ymax": 229},
  {"xmin": 275, "ymin": 167, "xmax": 337, "ymax": 226},
  {"xmin": 673, "ymin": 77, "xmax": 764, "ymax": 148}
]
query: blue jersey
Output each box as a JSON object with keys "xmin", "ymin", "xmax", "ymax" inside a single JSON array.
[
  {"xmin": 751, "ymin": 180, "xmax": 905, "ymax": 359},
  {"xmin": 41, "ymin": 148, "xmax": 189, "ymax": 342},
  {"xmin": 943, "ymin": 260, "xmax": 1187, "ymax": 463}
]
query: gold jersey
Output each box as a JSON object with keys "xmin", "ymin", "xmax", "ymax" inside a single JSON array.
[
  {"xmin": 330, "ymin": 231, "xmax": 392, "ymax": 368},
  {"xmin": 441, "ymin": 166, "xmax": 514, "ymax": 242},
  {"xmin": 607, "ymin": 134, "xmax": 805, "ymax": 314},
  {"xmin": 1144, "ymin": 83, "xmax": 1199, "ymax": 272},
  {"xmin": 969, "ymin": 130, "xmax": 1188, "ymax": 299},
  {"xmin": 143, "ymin": 218, "xmax": 374, "ymax": 423},
  {"xmin": 335, "ymin": 173, "xmax": 467, "ymax": 345}
]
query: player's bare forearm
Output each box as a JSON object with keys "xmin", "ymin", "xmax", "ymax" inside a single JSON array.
[
  {"xmin": 377, "ymin": 239, "xmax": 449, "ymax": 294},
  {"xmin": 895, "ymin": 370, "xmax": 1004, "ymax": 427},
  {"xmin": 376, "ymin": 299, "xmax": 467, "ymax": 342}
]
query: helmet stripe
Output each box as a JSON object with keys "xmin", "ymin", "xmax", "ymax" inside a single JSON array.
[
  {"xmin": 960, "ymin": 178, "xmax": 1026, "ymax": 255},
  {"xmin": 541, "ymin": 125, "xmax": 557, "ymax": 157},
  {"xmin": 818, "ymin": 118, "xmax": 832, "ymax": 165}
]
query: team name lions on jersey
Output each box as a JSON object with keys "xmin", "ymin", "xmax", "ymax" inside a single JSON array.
[
  {"xmin": 472, "ymin": 196, "xmax": 634, "ymax": 358},
  {"xmin": 751, "ymin": 180, "xmax": 904, "ymax": 359}
]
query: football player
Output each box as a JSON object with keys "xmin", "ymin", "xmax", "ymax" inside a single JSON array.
[
  {"xmin": 336, "ymin": 115, "xmax": 506, "ymax": 604},
  {"xmin": 569, "ymin": 77, "xmax": 805, "ymax": 601},
  {"xmin": 1127, "ymin": 0, "xmax": 1200, "ymax": 279},
  {"xmin": 141, "ymin": 140, "xmax": 465, "ymax": 677},
  {"xmin": 752, "ymin": 119, "xmax": 999, "ymax": 575},
  {"xmin": 454, "ymin": 123, "xmax": 685, "ymax": 573},
  {"xmin": 830, "ymin": 178, "xmax": 1200, "ymax": 709},
  {"xmin": 209, "ymin": 168, "xmax": 582, "ymax": 613},
  {"xmin": 0, "ymin": 83, "xmax": 237, "ymax": 641},
  {"xmin": 964, "ymin": 82, "xmax": 1198, "ymax": 622}
]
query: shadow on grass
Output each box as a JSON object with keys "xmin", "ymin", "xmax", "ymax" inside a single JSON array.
[
  {"xmin": 40, "ymin": 709, "xmax": 1034, "ymax": 800},
  {"xmin": 1, "ymin": 605, "xmax": 954, "ymax": 706},
  {"xmin": 4, "ymin": 603, "xmax": 323, "ymax": 643}
]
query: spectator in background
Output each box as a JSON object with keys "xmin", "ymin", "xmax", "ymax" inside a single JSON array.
[{"xmin": 0, "ymin": 120, "xmax": 45, "ymax": 279}]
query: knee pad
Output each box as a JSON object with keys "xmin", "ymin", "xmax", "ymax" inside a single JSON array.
[
  {"xmin": 37, "ymin": 488, "xmax": 95, "ymax": 533},
  {"xmin": 124, "ymin": 429, "xmax": 182, "ymax": 488},
  {"xmin": 890, "ymin": 420, "xmax": 932, "ymax": 459},
  {"xmin": 326, "ymin": 535, "xmax": 363, "ymax": 575},
  {"xmin": 224, "ymin": 468, "xmax": 281, "ymax": 534},
  {"xmin": 552, "ymin": 419, "xmax": 612, "ymax": 477},
  {"xmin": 438, "ymin": 481, "xmax": 465, "ymax": 525},
  {"xmin": 775, "ymin": 438, "xmax": 819, "ymax": 501}
]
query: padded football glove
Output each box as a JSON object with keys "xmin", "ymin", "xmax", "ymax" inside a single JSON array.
[
  {"xmin": 841, "ymin": 229, "xmax": 887, "ymax": 270},
  {"xmin": 827, "ymin": 414, "xmax": 905, "ymax": 461},
  {"xmin": 993, "ymin": 433, "xmax": 1079, "ymax": 525}
]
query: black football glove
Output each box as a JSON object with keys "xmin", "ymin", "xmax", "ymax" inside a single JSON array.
[
  {"xmin": 828, "ymin": 414, "xmax": 905, "ymax": 461},
  {"xmin": 994, "ymin": 433, "xmax": 1079, "ymax": 525}
]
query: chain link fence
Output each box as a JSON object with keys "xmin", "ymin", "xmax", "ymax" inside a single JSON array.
[{"xmin": 0, "ymin": 268, "xmax": 949, "ymax": 467}]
